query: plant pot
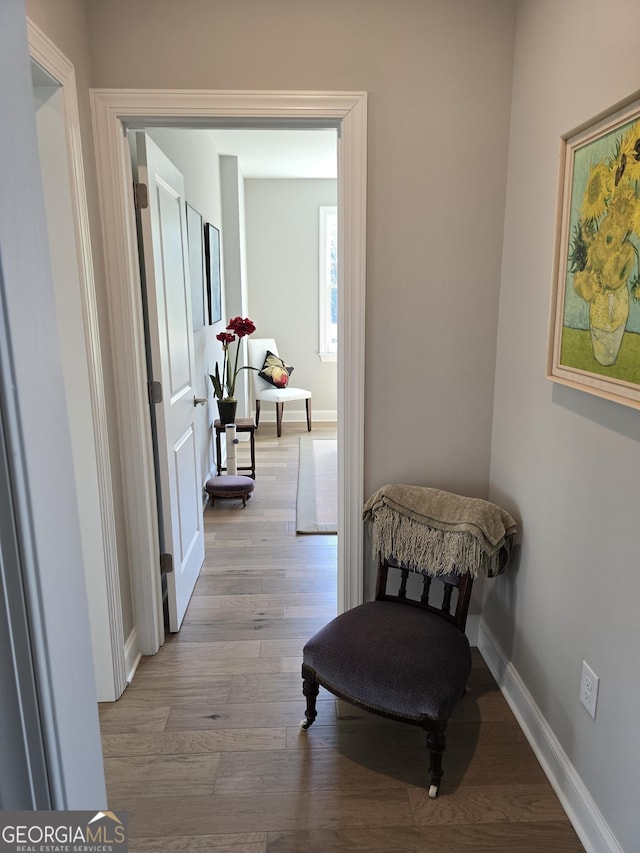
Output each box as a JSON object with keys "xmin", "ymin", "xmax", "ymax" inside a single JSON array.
[
  {"xmin": 216, "ymin": 399, "xmax": 237, "ymax": 425},
  {"xmin": 589, "ymin": 284, "xmax": 629, "ymax": 366}
]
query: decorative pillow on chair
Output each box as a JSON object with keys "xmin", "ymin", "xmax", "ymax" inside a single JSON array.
[{"xmin": 259, "ymin": 351, "xmax": 294, "ymax": 388}]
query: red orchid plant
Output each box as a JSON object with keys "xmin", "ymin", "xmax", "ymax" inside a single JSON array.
[{"xmin": 209, "ymin": 316, "xmax": 257, "ymax": 401}]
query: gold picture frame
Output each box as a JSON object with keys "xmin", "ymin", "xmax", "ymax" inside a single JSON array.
[{"xmin": 547, "ymin": 96, "xmax": 640, "ymax": 408}]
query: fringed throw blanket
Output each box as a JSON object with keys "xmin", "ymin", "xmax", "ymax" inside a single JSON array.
[{"xmin": 363, "ymin": 484, "xmax": 517, "ymax": 578}]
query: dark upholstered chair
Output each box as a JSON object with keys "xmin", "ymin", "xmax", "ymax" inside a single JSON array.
[{"xmin": 300, "ymin": 556, "xmax": 474, "ymax": 798}]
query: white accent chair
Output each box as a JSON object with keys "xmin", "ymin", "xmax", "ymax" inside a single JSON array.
[{"xmin": 247, "ymin": 338, "xmax": 312, "ymax": 437}]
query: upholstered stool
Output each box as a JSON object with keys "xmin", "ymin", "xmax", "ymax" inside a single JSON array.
[{"xmin": 205, "ymin": 475, "xmax": 255, "ymax": 508}]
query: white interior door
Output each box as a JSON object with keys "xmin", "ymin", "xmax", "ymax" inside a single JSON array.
[{"xmin": 136, "ymin": 133, "xmax": 205, "ymax": 631}]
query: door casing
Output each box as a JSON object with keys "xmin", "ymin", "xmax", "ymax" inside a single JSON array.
[
  {"xmin": 28, "ymin": 19, "xmax": 125, "ymax": 701},
  {"xmin": 91, "ymin": 89, "xmax": 367, "ymax": 656}
]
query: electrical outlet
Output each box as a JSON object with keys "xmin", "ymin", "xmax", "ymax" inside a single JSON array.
[{"xmin": 580, "ymin": 660, "xmax": 599, "ymax": 720}]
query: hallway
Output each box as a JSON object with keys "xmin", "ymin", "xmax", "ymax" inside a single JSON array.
[{"xmin": 98, "ymin": 424, "xmax": 583, "ymax": 851}]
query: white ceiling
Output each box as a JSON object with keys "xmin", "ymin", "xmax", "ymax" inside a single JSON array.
[{"xmin": 207, "ymin": 128, "xmax": 337, "ymax": 179}]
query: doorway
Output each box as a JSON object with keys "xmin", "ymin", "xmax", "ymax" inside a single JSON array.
[
  {"xmin": 91, "ymin": 89, "xmax": 367, "ymax": 667},
  {"xmin": 130, "ymin": 126, "xmax": 339, "ymax": 637}
]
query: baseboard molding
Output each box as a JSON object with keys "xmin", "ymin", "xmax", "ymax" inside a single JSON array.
[
  {"xmin": 478, "ymin": 623, "xmax": 622, "ymax": 853},
  {"xmin": 252, "ymin": 408, "xmax": 337, "ymax": 424},
  {"xmin": 124, "ymin": 627, "xmax": 142, "ymax": 689}
]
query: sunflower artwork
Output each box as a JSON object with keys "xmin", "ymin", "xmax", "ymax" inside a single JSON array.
[{"xmin": 548, "ymin": 98, "xmax": 640, "ymax": 409}]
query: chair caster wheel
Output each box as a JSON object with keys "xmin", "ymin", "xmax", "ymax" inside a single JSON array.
[
  {"xmin": 300, "ymin": 719, "xmax": 310, "ymax": 730},
  {"xmin": 428, "ymin": 784, "xmax": 438, "ymax": 799}
]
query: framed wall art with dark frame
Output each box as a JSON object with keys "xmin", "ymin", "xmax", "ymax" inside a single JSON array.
[
  {"xmin": 547, "ymin": 95, "xmax": 640, "ymax": 409},
  {"xmin": 186, "ymin": 203, "xmax": 207, "ymax": 331},
  {"xmin": 205, "ymin": 222, "xmax": 222, "ymax": 325}
]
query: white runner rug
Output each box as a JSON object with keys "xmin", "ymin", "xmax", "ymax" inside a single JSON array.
[{"xmin": 296, "ymin": 435, "xmax": 338, "ymax": 534}]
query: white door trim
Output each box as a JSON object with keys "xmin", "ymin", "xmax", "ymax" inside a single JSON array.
[
  {"xmin": 27, "ymin": 20, "xmax": 126, "ymax": 700},
  {"xmin": 91, "ymin": 89, "xmax": 367, "ymax": 653}
]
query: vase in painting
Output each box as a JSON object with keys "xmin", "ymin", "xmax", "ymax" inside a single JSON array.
[{"xmin": 589, "ymin": 283, "xmax": 629, "ymax": 366}]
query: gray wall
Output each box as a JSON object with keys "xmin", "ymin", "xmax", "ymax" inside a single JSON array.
[
  {"xmin": 84, "ymin": 0, "xmax": 517, "ymax": 500},
  {"xmin": 19, "ymin": 0, "xmax": 640, "ymax": 847},
  {"xmin": 245, "ymin": 179, "xmax": 338, "ymax": 419},
  {"xmin": 487, "ymin": 2, "xmax": 640, "ymax": 849}
]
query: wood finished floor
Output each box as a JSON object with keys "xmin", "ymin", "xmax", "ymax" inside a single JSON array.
[{"xmin": 99, "ymin": 423, "xmax": 584, "ymax": 852}]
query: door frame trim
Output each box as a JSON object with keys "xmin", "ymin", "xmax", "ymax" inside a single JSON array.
[
  {"xmin": 91, "ymin": 89, "xmax": 367, "ymax": 654},
  {"xmin": 28, "ymin": 20, "xmax": 126, "ymax": 699}
]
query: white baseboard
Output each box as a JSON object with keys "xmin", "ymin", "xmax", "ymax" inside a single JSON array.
[
  {"xmin": 124, "ymin": 627, "xmax": 141, "ymax": 687},
  {"xmin": 253, "ymin": 408, "xmax": 337, "ymax": 424},
  {"xmin": 478, "ymin": 622, "xmax": 622, "ymax": 853}
]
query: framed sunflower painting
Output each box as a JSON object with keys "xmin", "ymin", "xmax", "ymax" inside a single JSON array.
[{"xmin": 548, "ymin": 96, "xmax": 640, "ymax": 409}]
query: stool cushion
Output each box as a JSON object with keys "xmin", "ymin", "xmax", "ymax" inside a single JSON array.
[
  {"xmin": 303, "ymin": 601, "xmax": 471, "ymax": 722},
  {"xmin": 205, "ymin": 475, "xmax": 255, "ymax": 497}
]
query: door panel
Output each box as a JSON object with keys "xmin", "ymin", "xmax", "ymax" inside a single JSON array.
[
  {"xmin": 174, "ymin": 426, "xmax": 200, "ymax": 558},
  {"xmin": 136, "ymin": 133, "xmax": 205, "ymax": 631},
  {"xmin": 156, "ymin": 179, "xmax": 193, "ymax": 394}
]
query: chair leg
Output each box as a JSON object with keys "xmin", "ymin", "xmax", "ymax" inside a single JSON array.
[
  {"xmin": 276, "ymin": 402, "xmax": 284, "ymax": 437},
  {"xmin": 305, "ymin": 398, "xmax": 312, "ymax": 432},
  {"xmin": 255, "ymin": 400, "xmax": 261, "ymax": 428},
  {"xmin": 426, "ymin": 723, "xmax": 447, "ymax": 798},
  {"xmin": 300, "ymin": 670, "xmax": 319, "ymax": 730}
]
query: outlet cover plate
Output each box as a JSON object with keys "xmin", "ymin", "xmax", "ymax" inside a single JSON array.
[{"xmin": 580, "ymin": 660, "xmax": 599, "ymax": 720}]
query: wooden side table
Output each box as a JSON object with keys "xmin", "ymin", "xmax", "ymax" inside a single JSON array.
[{"xmin": 214, "ymin": 418, "xmax": 256, "ymax": 478}]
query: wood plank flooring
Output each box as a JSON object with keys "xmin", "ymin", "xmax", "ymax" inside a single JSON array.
[{"xmin": 99, "ymin": 423, "xmax": 584, "ymax": 852}]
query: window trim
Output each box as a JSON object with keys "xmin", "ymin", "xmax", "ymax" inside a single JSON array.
[{"xmin": 318, "ymin": 205, "xmax": 338, "ymax": 361}]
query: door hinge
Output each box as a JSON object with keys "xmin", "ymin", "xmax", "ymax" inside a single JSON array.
[
  {"xmin": 148, "ymin": 380, "xmax": 163, "ymax": 404},
  {"xmin": 160, "ymin": 553, "xmax": 174, "ymax": 575},
  {"xmin": 133, "ymin": 181, "xmax": 149, "ymax": 210}
]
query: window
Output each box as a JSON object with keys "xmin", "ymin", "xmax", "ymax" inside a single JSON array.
[{"xmin": 319, "ymin": 206, "xmax": 337, "ymax": 361}]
